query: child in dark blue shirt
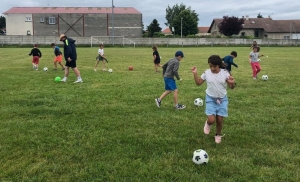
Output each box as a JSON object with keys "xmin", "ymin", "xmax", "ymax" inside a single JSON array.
[{"xmin": 223, "ymin": 51, "xmax": 238, "ymax": 75}]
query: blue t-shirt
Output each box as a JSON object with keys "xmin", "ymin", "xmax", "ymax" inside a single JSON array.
[{"xmin": 223, "ymin": 55, "xmax": 237, "ymax": 72}]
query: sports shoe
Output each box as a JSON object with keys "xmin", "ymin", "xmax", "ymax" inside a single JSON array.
[
  {"xmin": 155, "ymin": 98, "xmax": 161, "ymax": 108},
  {"xmin": 215, "ymin": 134, "xmax": 225, "ymax": 144},
  {"xmin": 175, "ymin": 104, "xmax": 186, "ymax": 109},
  {"xmin": 94, "ymin": 69, "xmax": 97, "ymax": 71},
  {"xmin": 203, "ymin": 121, "xmax": 211, "ymax": 135},
  {"xmin": 74, "ymin": 79, "xmax": 83, "ymax": 83},
  {"xmin": 61, "ymin": 77, "xmax": 67, "ymax": 82}
]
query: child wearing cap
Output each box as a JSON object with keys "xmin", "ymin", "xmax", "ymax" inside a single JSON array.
[
  {"xmin": 51, "ymin": 43, "xmax": 65, "ymax": 71},
  {"xmin": 155, "ymin": 50, "xmax": 186, "ymax": 109},
  {"xmin": 28, "ymin": 44, "xmax": 42, "ymax": 70}
]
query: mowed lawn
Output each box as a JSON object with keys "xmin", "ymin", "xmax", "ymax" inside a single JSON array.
[{"xmin": 0, "ymin": 46, "xmax": 299, "ymax": 181}]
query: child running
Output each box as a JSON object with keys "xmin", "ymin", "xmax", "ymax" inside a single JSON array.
[
  {"xmin": 94, "ymin": 44, "xmax": 108, "ymax": 71},
  {"xmin": 28, "ymin": 44, "xmax": 42, "ymax": 70},
  {"xmin": 191, "ymin": 55, "xmax": 235, "ymax": 143},
  {"xmin": 249, "ymin": 47, "xmax": 264, "ymax": 79},
  {"xmin": 51, "ymin": 43, "xmax": 65, "ymax": 71},
  {"xmin": 222, "ymin": 51, "xmax": 238, "ymax": 75},
  {"xmin": 152, "ymin": 45, "xmax": 161, "ymax": 72},
  {"xmin": 155, "ymin": 51, "xmax": 185, "ymax": 110}
]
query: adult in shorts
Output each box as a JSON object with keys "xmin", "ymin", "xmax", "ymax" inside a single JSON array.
[{"xmin": 59, "ymin": 34, "xmax": 83, "ymax": 83}]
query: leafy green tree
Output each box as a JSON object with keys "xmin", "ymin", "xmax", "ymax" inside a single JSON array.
[
  {"xmin": 0, "ymin": 16, "xmax": 6, "ymax": 29},
  {"xmin": 218, "ymin": 16, "xmax": 244, "ymax": 36},
  {"xmin": 172, "ymin": 10, "xmax": 198, "ymax": 37},
  {"xmin": 146, "ymin": 19, "xmax": 162, "ymax": 37},
  {"xmin": 165, "ymin": 3, "xmax": 199, "ymax": 36},
  {"xmin": 257, "ymin": 13, "xmax": 263, "ymax": 18}
]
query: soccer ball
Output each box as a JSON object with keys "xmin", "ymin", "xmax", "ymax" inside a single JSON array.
[
  {"xmin": 194, "ymin": 98, "xmax": 203, "ymax": 106},
  {"xmin": 192, "ymin": 149, "xmax": 209, "ymax": 165},
  {"xmin": 129, "ymin": 66, "xmax": 133, "ymax": 71},
  {"xmin": 54, "ymin": 76, "xmax": 61, "ymax": 82},
  {"xmin": 262, "ymin": 75, "xmax": 268, "ymax": 81},
  {"xmin": 43, "ymin": 67, "xmax": 48, "ymax": 71},
  {"xmin": 108, "ymin": 69, "xmax": 113, "ymax": 73}
]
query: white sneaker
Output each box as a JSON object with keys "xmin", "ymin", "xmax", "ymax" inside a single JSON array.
[
  {"xmin": 94, "ymin": 69, "xmax": 97, "ymax": 71},
  {"xmin": 74, "ymin": 79, "xmax": 83, "ymax": 83},
  {"xmin": 61, "ymin": 77, "xmax": 67, "ymax": 82}
]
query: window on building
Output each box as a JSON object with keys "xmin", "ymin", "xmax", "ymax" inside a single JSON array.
[
  {"xmin": 254, "ymin": 31, "xmax": 259, "ymax": 38},
  {"xmin": 25, "ymin": 17, "xmax": 32, "ymax": 22},
  {"xmin": 40, "ymin": 17, "xmax": 45, "ymax": 23},
  {"xmin": 49, "ymin": 17, "xmax": 56, "ymax": 24},
  {"xmin": 284, "ymin": 36, "xmax": 290, "ymax": 39}
]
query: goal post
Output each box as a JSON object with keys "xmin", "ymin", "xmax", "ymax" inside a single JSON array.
[{"xmin": 90, "ymin": 36, "xmax": 135, "ymax": 47}]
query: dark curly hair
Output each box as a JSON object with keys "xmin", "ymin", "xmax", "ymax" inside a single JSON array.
[{"xmin": 208, "ymin": 55, "xmax": 226, "ymax": 69}]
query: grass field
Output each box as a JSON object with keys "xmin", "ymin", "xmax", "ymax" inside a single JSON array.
[{"xmin": 0, "ymin": 46, "xmax": 300, "ymax": 181}]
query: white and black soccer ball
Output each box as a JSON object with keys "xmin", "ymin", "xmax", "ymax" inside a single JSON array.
[
  {"xmin": 43, "ymin": 67, "xmax": 48, "ymax": 71},
  {"xmin": 108, "ymin": 69, "xmax": 113, "ymax": 73},
  {"xmin": 262, "ymin": 75, "xmax": 268, "ymax": 81},
  {"xmin": 192, "ymin": 149, "xmax": 209, "ymax": 165},
  {"xmin": 194, "ymin": 98, "xmax": 203, "ymax": 106}
]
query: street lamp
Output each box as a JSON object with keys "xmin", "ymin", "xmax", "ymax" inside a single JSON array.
[
  {"xmin": 181, "ymin": 17, "xmax": 183, "ymax": 38},
  {"xmin": 111, "ymin": 0, "xmax": 114, "ymax": 44}
]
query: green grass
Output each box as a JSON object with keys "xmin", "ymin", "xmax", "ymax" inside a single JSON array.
[{"xmin": 0, "ymin": 46, "xmax": 300, "ymax": 181}]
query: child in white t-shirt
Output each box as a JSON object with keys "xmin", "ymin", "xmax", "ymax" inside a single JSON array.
[
  {"xmin": 191, "ymin": 55, "xmax": 235, "ymax": 144},
  {"xmin": 94, "ymin": 44, "xmax": 107, "ymax": 71}
]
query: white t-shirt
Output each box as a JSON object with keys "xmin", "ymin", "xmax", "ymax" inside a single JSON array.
[
  {"xmin": 249, "ymin": 52, "xmax": 259, "ymax": 62},
  {"xmin": 98, "ymin": 48, "xmax": 104, "ymax": 56},
  {"xmin": 200, "ymin": 69, "xmax": 230, "ymax": 98}
]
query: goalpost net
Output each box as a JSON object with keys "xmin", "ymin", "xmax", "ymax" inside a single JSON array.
[{"xmin": 90, "ymin": 36, "xmax": 136, "ymax": 47}]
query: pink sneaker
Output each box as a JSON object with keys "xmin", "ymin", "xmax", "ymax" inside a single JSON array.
[
  {"xmin": 215, "ymin": 134, "xmax": 225, "ymax": 144},
  {"xmin": 203, "ymin": 121, "xmax": 211, "ymax": 135}
]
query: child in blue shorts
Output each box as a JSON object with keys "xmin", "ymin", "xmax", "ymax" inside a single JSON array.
[
  {"xmin": 155, "ymin": 51, "xmax": 185, "ymax": 109},
  {"xmin": 191, "ymin": 55, "xmax": 236, "ymax": 143}
]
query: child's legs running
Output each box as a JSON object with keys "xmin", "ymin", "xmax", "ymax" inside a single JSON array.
[
  {"xmin": 256, "ymin": 63, "xmax": 261, "ymax": 75},
  {"xmin": 159, "ymin": 90, "xmax": 172, "ymax": 100},
  {"xmin": 59, "ymin": 62, "xmax": 64, "ymax": 69},
  {"xmin": 94, "ymin": 61, "xmax": 99, "ymax": 68},
  {"xmin": 251, "ymin": 62, "xmax": 257, "ymax": 77},
  {"xmin": 207, "ymin": 115, "xmax": 216, "ymax": 125},
  {"xmin": 216, "ymin": 115, "xmax": 224, "ymax": 135},
  {"xmin": 54, "ymin": 61, "xmax": 58, "ymax": 69},
  {"xmin": 102, "ymin": 61, "xmax": 106, "ymax": 69},
  {"xmin": 173, "ymin": 89, "xmax": 179, "ymax": 106}
]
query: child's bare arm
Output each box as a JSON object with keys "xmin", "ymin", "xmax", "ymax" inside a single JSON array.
[{"xmin": 191, "ymin": 67, "xmax": 205, "ymax": 86}]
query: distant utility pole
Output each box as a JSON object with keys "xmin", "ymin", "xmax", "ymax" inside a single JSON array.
[
  {"xmin": 181, "ymin": 18, "xmax": 183, "ymax": 38},
  {"xmin": 112, "ymin": 0, "xmax": 115, "ymax": 45}
]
